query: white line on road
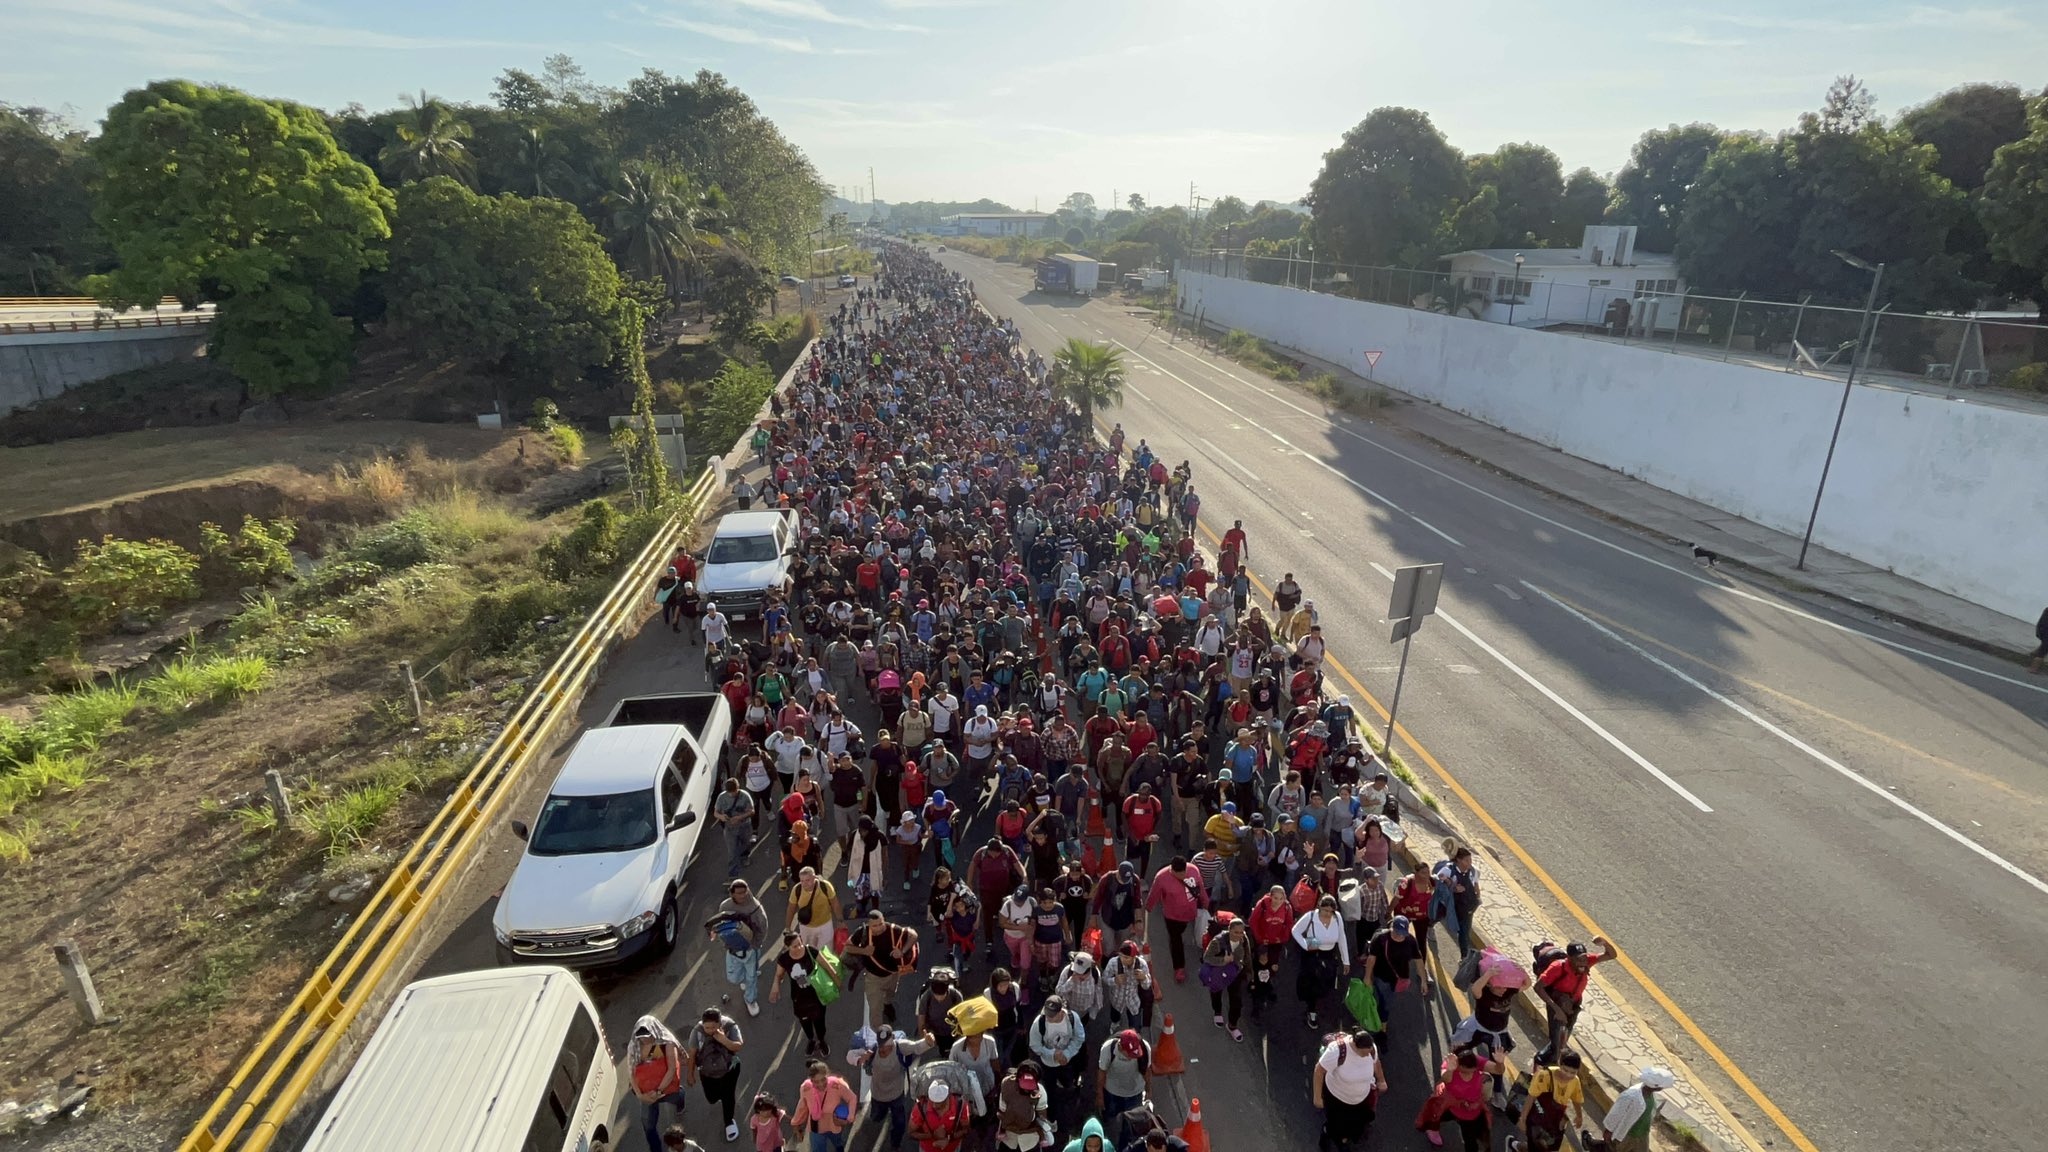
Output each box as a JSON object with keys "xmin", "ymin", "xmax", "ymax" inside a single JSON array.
[
  {"xmin": 1494, "ymin": 583, "xmax": 1523, "ymax": 601},
  {"xmin": 1365, "ymin": 562, "xmax": 1714, "ymax": 813},
  {"xmin": 1198, "ymin": 435, "xmax": 1263, "ymax": 483},
  {"xmin": 1523, "ymin": 580, "xmax": 2048, "ymax": 896},
  {"xmin": 1148, "ymin": 333, "xmax": 2045, "ymax": 696}
]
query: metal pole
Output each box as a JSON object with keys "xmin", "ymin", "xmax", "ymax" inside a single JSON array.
[
  {"xmin": 1670, "ymin": 290, "xmax": 1688, "ymax": 350},
  {"xmin": 1722, "ymin": 293, "xmax": 1747, "ymax": 361},
  {"xmin": 1797, "ymin": 263, "xmax": 1883, "ymax": 569},
  {"xmin": 1786, "ymin": 295, "xmax": 1811, "ymax": 371},
  {"xmin": 1383, "ymin": 629, "xmax": 1415, "ymax": 754}
]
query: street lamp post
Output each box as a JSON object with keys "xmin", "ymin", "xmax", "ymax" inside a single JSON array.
[
  {"xmin": 1507, "ymin": 253, "xmax": 1525, "ymax": 326},
  {"xmin": 1796, "ymin": 251, "xmax": 1885, "ymax": 570}
]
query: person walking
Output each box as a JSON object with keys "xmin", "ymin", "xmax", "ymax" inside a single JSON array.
[
  {"xmin": 769, "ymin": 930, "xmax": 834, "ymax": 1058},
  {"xmin": 849, "ymin": 1026, "xmax": 935, "ymax": 1151},
  {"xmin": 1507, "ymin": 1052, "xmax": 1586, "ymax": 1152},
  {"xmin": 1198, "ymin": 914, "xmax": 1251, "ymax": 1042},
  {"xmin": 1291, "ymin": 894, "xmax": 1350, "ymax": 1029},
  {"xmin": 1533, "ymin": 937, "xmax": 1614, "ymax": 1064},
  {"xmin": 629, "ymin": 1016, "xmax": 689, "ymax": 1152},
  {"xmin": 706, "ymin": 879, "xmax": 769, "ymax": 1017},
  {"xmin": 786, "ymin": 866, "xmax": 842, "ymax": 952},
  {"xmin": 1026, "ymin": 994, "xmax": 1087, "ymax": 1114},
  {"xmin": 1600, "ymin": 1066, "xmax": 1674, "ymax": 1152},
  {"xmin": 1143, "ymin": 856, "xmax": 1209, "ymax": 983},
  {"xmin": 1094, "ymin": 1028, "xmax": 1152, "ymax": 1130},
  {"xmin": 685, "ymin": 1006, "xmax": 746, "ymax": 1143},
  {"xmin": 792, "ymin": 1060, "xmax": 860, "ymax": 1152},
  {"xmin": 1311, "ymin": 1030, "xmax": 1386, "ymax": 1152},
  {"xmin": 714, "ymin": 779, "xmax": 757, "ymax": 879},
  {"xmin": 2032, "ymin": 605, "xmax": 2048, "ymax": 673},
  {"xmin": 1362, "ymin": 915, "xmax": 1428, "ymax": 1037},
  {"xmin": 844, "ymin": 909, "xmax": 921, "ymax": 1026}
]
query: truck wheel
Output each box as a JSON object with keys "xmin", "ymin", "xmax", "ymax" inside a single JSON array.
[{"xmin": 654, "ymin": 890, "xmax": 679, "ymax": 955}]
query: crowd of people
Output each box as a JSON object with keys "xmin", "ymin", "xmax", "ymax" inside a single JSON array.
[{"xmin": 632, "ymin": 243, "xmax": 1671, "ymax": 1152}]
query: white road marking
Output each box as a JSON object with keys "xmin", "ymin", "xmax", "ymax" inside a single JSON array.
[
  {"xmin": 1146, "ymin": 332, "xmax": 2044, "ymax": 696},
  {"xmin": 1198, "ymin": 435, "xmax": 1263, "ymax": 483},
  {"xmin": 1365, "ymin": 561, "xmax": 1713, "ymax": 813},
  {"xmin": 1523, "ymin": 580, "xmax": 2048, "ymax": 897},
  {"xmin": 1494, "ymin": 583, "xmax": 1523, "ymax": 601}
]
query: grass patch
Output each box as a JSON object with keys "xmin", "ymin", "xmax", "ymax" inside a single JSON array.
[
  {"xmin": 149, "ymin": 934, "xmax": 265, "ymax": 1020},
  {"xmin": 0, "ymin": 751, "xmax": 96, "ymax": 823},
  {"xmin": 300, "ymin": 781, "xmax": 405, "ymax": 857},
  {"xmin": 0, "ymin": 819, "xmax": 41, "ymax": 864},
  {"xmin": 32, "ymin": 680, "xmax": 141, "ymax": 755},
  {"xmin": 232, "ymin": 803, "xmax": 279, "ymax": 836},
  {"xmin": 539, "ymin": 422, "xmax": 585, "ymax": 462},
  {"xmin": 143, "ymin": 652, "xmax": 270, "ymax": 713}
]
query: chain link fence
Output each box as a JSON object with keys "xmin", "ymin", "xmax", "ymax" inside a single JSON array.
[{"xmin": 1180, "ymin": 252, "xmax": 2048, "ymax": 398}]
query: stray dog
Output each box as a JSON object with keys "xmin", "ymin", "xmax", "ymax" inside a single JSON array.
[{"xmin": 1687, "ymin": 542, "xmax": 1720, "ymax": 567}]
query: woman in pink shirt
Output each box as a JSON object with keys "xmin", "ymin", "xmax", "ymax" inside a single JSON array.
[
  {"xmin": 1143, "ymin": 856, "xmax": 1210, "ymax": 982},
  {"xmin": 791, "ymin": 1060, "xmax": 859, "ymax": 1152}
]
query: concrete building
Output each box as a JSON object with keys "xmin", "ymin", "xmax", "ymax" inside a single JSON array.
[
  {"xmin": 938, "ymin": 212, "xmax": 1055, "ymax": 238},
  {"xmin": 1445, "ymin": 225, "xmax": 1684, "ymax": 332}
]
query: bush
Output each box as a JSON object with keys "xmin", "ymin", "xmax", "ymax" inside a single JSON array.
[
  {"xmin": 144, "ymin": 652, "xmax": 270, "ymax": 712},
  {"xmin": 1272, "ymin": 365, "xmax": 1299, "ymax": 381},
  {"xmin": 344, "ymin": 511, "xmax": 452, "ymax": 571},
  {"xmin": 698, "ymin": 359, "xmax": 777, "ymax": 453},
  {"xmin": 2004, "ymin": 363, "xmax": 2048, "ymax": 393},
  {"xmin": 198, "ymin": 515, "xmax": 298, "ymax": 591},
  {"xmin": 540, "ymin": 499, "xmax": 624, "ymax": 582},
  {"xmin": 302, "ymin": 558, "xmax": 387, "ymax": 599},
  {"xmin": 526, "ymin": 399, "xmax": 585, "ymax": 462},
  {"xmin": 301, "ymin": 781, "xmax": 404, "ymax": 856},
  {"xmin": 62, "ymin": 536, "xmax": 201, "ymax": 630},
  {"xmin": 462, "ymin": 578, "xmax": 573, "ymax": 655}
]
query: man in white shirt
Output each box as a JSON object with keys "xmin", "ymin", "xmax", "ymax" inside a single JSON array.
[
  {"xmin": 961, "ymin": 705, "xmax": 1000, "ymax": 781},
  {"xmin": 701, "ymin": 603, "xmax": 731, "ymax": 650},
  {"xmin": 1311, "ymin": 1031, "xmax": 1387, "ymax": 1152},
  {"xmin": 766, "ymin": 726, "xmax": 809, "ymax": 792},
  {"xmin": 929, "ymin": 688, "xmax": 961, "ymax": 751}
]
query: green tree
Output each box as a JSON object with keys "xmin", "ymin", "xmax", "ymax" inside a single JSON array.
[
  {"xmin": 1901, "ymin": 83, "xmax": 2031, "ymax": 190},
  {"xmin": 0, "ymin": 104, "xmax": 103, "ymax": 293},
  {"xmin": 1981, "ymin": 98, "xmax": 2048, "ymax": 298},
  {"xmin": 1060, "ymin": 191, "xmax": 1098, "ymax": 220},
  {"xmin": 1207, "ymin": 195, "xmax": 1250, "ymax": 229},
  {"xmin": 1127, "ymin": 193, "xmax": 1147, "ymax": 213},
  {"xmin": 1433, "ymin": 185, "xmax": 1500, "ymax": 255},
  {"xmin": 605, "ymin": 159, "xmax": 728, "ymax": 294},
  {"xmin": 1123, "ymin": 207, "xmax": 1198, "ymax": 268},
  {"xmin": 1674, "ymin": 134, "xmax": 1798, "ymax": 294},
  {"xmin": 384, "ymin": 177, "xmax": 635, "ymax": 410},
  {"xmin": 1051, "ymin": 338, "xmax": 1126, "ymax": 421},
  {"xmin": 1551, "ymin": 167, "xmax": 1610, "ymax": 246},
  {"xmin": 1305, "ymin": 107, "xmax": 1467, "ymax": 267},
  {"xmin": 1465, "ymin": 142, "xmax": 1564, "ymax": 248},
  {"xmin": 379, "ymin": 90, "xmax": 476, "ymax": 185},
  {"xmin": 703, "ymin": 251, "xmax": 773, "ymax": 346},
  {"xmin": 89, "ymin": 81, "xmax": 392, "ymax": 399},
  {"xmin": 1610, "ymin": 123, "xmax": 1726, "ymax": 251}
]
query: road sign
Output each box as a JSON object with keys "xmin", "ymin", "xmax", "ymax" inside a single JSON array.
[
  {"xmin": 1363, "ymin": 350, "xmax": 1383, "ymax": 371},
  {"xmin": 1382, "ymin": 562, "xmax": 1445, "ymax": 753}
]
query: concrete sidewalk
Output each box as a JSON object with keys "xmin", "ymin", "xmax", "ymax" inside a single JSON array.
[{"xmin": 1269, "ymin": 337, "xmax": 2041, "ymax": 661}]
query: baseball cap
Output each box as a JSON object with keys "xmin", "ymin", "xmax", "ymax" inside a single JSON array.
[
  {"xmin": 1117, "ymin": 1029, "xmax": 1145, "ymax": 1058},
  {"xmin": 1016, "ymin": 1071, "xmax": 1039, "ymax": 1091},
  {"xmin": 1391, "ymin": 915, "xmax": 1412, "ymax": 934},
  {"xmin": 927, "ymin": 1081, "xmax": 951, "ymax": 1103}
]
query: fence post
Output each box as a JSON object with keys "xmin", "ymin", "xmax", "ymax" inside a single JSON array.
[
  {"xmin": 264, "ymin": 769, "xmax": 292, "ymax": 822},
  {"xmin": 54, "ymin": 941, "xmax": 110, "ymax": 1026},
  {"xmin": 1786, "ymin": 295, "xmax": 1811, "ymax": 371},
  {"xmin": 1670, "ymin": 291, "xmax": 1688, "ymax": 350},
  {"xmin": 1722, "ymin": 293, "xmax": 1747, "ymax": 361},
  {"xmin": 400, "ymin": 660, "xmax": 423, "ymax": 722}
]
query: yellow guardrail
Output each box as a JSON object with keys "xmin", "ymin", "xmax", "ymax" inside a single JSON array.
[
  {"xmin": 0, "ymin": 312, "xmax": 214, "ymax": 336},
  {"xmin": 179, "ymin": 465, "xmax": 719, "ymax": 1152}
]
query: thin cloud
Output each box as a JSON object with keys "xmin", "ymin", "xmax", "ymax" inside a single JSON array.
[
  {"xmin": 1652, "ymin": 26, "xmax": 1747, "ymax": 48},
  {"xmin": 4, "ymin": 0, "xmax": 524, "ymax": 53},
  {"xmin": 876, "ymin": 0, "xmax": 992, "ymax": 8},
  {"xmin": 717, "ymin": 0, "xmax": 928, "ymax": 33},
  {"xmin": 657, "ymin": 15, "xmax": 819, "ymax": 51}
]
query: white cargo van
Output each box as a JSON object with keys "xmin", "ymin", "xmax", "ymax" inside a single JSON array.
[{"xmin": 299, "ymin": 966, "xmax": 615, "ymax": 1152}]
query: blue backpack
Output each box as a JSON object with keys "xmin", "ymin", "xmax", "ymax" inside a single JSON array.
[{"xmin": 714, "ymin": 917, "xmax": 752, "ymax": 956}]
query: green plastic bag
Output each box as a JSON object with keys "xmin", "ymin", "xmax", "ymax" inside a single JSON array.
[
  {"xmin": 1345, "ymin": 976, "xmax": 1382, "ymax": 1031},
  {"xmin": 809, "ymin": 945, "xmax": 845, "ymax": 1007}
]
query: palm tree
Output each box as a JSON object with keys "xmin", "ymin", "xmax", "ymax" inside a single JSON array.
[
  {"xmin": 1052, "ymin": 337, "xmax": 1127, "ymax": 423},
  {"xmin": 516, "ymin": 126, "xmax": 574, "ymax": 199},
  {"xmin": 380, "ymin": 90, "xmax": 475, "ymax": 185},
  {"xmin": 604, "ymin": 160, "xmax": 738, "ymax": 296}
]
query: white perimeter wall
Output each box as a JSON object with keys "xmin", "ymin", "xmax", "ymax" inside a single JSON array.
[{"xmin": 1177, "ymin": 270, "xmax": 2048, "ymax": 622}]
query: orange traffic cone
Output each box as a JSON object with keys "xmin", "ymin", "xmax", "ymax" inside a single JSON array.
[
  {"xmin": 1152, "ymin": 1014, "xmax": 1186, "ymax": 1074},
  {"xmin": 1086, "ymin": 791, "xmax": 1109, "ymax": 840},
  {"xmin": 1179, "ymin": 1097, "xmax": 1210, "ymax": 1152},
  {"xmin": 1096, "ymin": 835, "xmax": 1118, "ymax": 877}
]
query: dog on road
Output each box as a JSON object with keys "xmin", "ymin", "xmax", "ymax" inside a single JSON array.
[{"xmin": 1687, "ymin": 542, "xmax": 1720, "ymax": 568}]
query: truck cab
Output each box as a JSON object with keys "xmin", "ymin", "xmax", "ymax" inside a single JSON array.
[
  {"xmin": 697, "ymin": 507, "xmax": 800, "ymax": 620},
  {"xmin": 493, "ymin": 693, "xmax": 731, "ymax": 968}
]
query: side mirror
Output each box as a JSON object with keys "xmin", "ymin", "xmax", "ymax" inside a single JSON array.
[
  {"xmin": 509, "ymin": 819, "xmax": 530, "ymax": 841},
  {"xmin": 668, "ymin": 811, "xmax": 698, "ymax": 832}
]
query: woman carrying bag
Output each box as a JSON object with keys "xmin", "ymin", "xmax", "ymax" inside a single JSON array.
[{"xmin": 1198, "ymin": 913, "xmax": 1251, "ymax": 1042}]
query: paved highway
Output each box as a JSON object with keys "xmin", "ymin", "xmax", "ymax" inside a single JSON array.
[{"xmin": 932, "ymin": 250, "xmax": 2048, "ymax": 1152}]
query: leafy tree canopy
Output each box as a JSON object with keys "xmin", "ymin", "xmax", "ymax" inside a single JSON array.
[
  {"xmin": 1981, "ymin": 97, "xmax": 2048, "ymax": 298},
  {"xmin": 1610, "ymin": 123, "xmax": 1726, "ymax": 252},
  {"xmin": 1305, "ymin": 107, "xmax": 1466, "ymax": 267},
  {"xmin": 88, "ymin": 80, "xmax": 391, "ymax": 398}
]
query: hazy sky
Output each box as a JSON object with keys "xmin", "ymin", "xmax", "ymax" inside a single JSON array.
[{"xmin": 4, "ymin": 0, "xmax": 2044, "ymax": 210}]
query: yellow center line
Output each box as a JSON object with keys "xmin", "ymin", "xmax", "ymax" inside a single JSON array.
[{"xmin": 1179, "ymin": 516, "xmax": 1817, "ymax": 1152}]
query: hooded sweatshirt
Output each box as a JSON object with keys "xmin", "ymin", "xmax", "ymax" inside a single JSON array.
[
  {"xmin": 627, "ymin": 1014, "xmax": 685, "ymax": 1098},
  {"xmin": 1059, "ymin": 1117, "xmax": 1107, "ymax": 1152}
]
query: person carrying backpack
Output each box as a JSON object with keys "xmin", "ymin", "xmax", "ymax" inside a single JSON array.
[
  {"xmin": 1094, "ymin": 1028, "xmax": 1152, "ymax": 1130},
  {"xmin": 1507, "ymin": 1052, "xmax": 1586, "ymax": 1152},
  {"xmin": 996, "ymin": 1063, "xmax": 1052, "ymax": 1151},
  {"xmin": 1312, "ymin": 1029, "xmax": 1386, "ymax": 1152},
  {"xmin": 705, "ymin": 879, "xmax": 770, "ymax": 1017},
  {"xmin": 629, "ymin": 1016, "xmax": 688, "ymax": 1152},
  {"xmin": 909, "ymin": 1081, "xmax": 972, "ymax": 1152}
]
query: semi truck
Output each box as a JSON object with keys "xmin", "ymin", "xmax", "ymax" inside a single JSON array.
[{"xmin": 1034, "ymin": 253, "xmax": 1100, "ymax": 296}]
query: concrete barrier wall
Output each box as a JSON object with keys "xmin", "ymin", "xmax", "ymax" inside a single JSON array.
[
  {"xmin": 1175, "ymin": 270, "xmax": 2048, "ymax": 621},
  {"xmin": 0, "ymin": 326, "xmax": 210, "ymax": 415}
]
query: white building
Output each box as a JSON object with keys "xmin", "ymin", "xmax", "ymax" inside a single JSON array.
[
  {"xmin": 1445, "ymin": 225, "xmax": 1684, "ymax": 332},
  {"xmin": 938, "ymin": 212, "xmax": 1055, "ymax": 238}
]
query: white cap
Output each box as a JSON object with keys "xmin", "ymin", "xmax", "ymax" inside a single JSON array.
[
  {"xmin": 927, "ymin": 1080, "xmax": 951, "ymax": 1103},
  {"xmin": 1641, "ymin": 1066, "xmax": 1676, "ymax": 1090}
]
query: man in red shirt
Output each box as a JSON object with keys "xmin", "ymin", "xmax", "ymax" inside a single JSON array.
[
  {"xmin": 1221, "ymin": 520, "xmax": 1249, "ymax": 563},
  {"xmin": 1120, "ymin": 784, "xmax": 1165, "ymax": 874},
  {"xmin": 1534, "ymin": 937, "xmax": 1613, "ymax": 1064}
]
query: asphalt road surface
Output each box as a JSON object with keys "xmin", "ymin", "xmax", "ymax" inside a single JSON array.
[{"xmin": 928, "ymin": 249, "xmax": 2048, "ymax": 1152}]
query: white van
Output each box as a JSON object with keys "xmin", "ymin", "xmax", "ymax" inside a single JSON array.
[{"xmin": 300, "ymin": 967, "xmax": 615, "ymax": 1152}]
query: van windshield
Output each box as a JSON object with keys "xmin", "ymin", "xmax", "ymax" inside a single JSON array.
[
  {"xmin": 706, "ymin": 534, "xmax": 779, "ymax": 564},
  {"xmin": 529, "ymin": 790, "xmax": 658, "ymax": 855}
]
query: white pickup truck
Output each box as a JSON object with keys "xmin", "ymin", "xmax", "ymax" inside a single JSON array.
[
  {"xmin": 697, "ymin": 507, "xmax": 800, "ymax": 620},
  {"xmin": 493, "ymin": 693, "xmax": 732, "ymax": 968}
]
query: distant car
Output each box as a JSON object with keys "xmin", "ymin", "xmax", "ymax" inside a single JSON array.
[
  {"xmin": 936, "ymin": 245, "xmax": 947, "ymax": 252},
  {"xmin": 838, "ymin": 273, "xmax": 858, "ymax": 288},
  {"xmin": 779, "ymin": 274, "xmax": 802, "ymax": 287}
]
